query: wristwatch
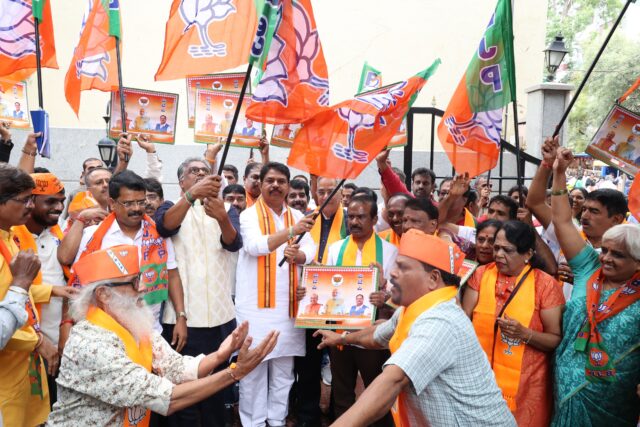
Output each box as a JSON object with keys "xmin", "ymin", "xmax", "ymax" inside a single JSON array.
[{"xmin": 177, "ymin": 311, "xmax": 188, "ymax": 321}]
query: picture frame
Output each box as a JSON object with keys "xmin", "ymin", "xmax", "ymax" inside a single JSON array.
[
  {"xmin": 585, "ymin": 104, "xmax": 640, "ymax": 176},
  {"xmin": 0, "ymin": 78, "xmax": 30, "ymax": 129},
  {"xmin": 295, "ymin": 265, "xmax": 379, "ymax": 330},
  {"xmin": 271, "ymin": 123, "xmax": 303, "ymax": 148},
  {"xmin": 186, "ymin": 73, "xmax": 247, "ymax": 128},
  {"xmin": 109, "ymin": 87, "xmax": 179, "ymax": 144}
]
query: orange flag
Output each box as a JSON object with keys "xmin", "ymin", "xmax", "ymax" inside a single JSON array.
[
  {"xmin": 154, "ymin": 0, "xmax": 258, "ymax": 81},
  {"xmin": 245, "ymin": 0, "xmax": 329, "ymax": 125},
  {"xmin": 0, "ymin": 0, "xmax": 58, "ymax": 79},
  {"xmin": 629, "ymin": 174, "xmax": 640, "ymax": 222},
  {"xmin": 64, "ymin": 0, "xmax": 121, "ymax": 116},
  {"xmin": 288, "ymin": 61, "xmax": 440, "ymax": 179}
]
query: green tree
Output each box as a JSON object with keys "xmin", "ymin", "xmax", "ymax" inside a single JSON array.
[{"xmin": 546, "ymin": 0, "xmax": 640, "ymax": 152}]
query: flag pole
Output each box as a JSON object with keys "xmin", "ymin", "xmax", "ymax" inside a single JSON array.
[
  {"xmin": 217, "ymin": 63, "xmax": 253, "ymax": 175},
  {"xmin": 552, "ymin": 0, "xmax": 634, "ymax": 138},
  {"xmin": 33, "ymin": 16, "xmax": 44, "ymax": 109},
  {"xmin": 511, "ymin": 101, "xmax": 524, "ymax": 206},
  {"xmin": 278, "ymin": 178, "xmax": 346, "ymax": 267},
  {"xmin": 114, "ymin": 36, "xmax": 128, "ymax": 162}
]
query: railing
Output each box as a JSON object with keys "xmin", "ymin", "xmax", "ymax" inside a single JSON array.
[{"xmin": 403, "ymin": 107, "xmax": 541, "ymax": 194}]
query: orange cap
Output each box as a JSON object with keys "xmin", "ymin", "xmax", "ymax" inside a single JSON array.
[
  {"xmin": 399, "ymin": 229, "xmax": 465, "ymax": 275},
  {"xmin": 68, "ymin": 191, "xmax": 97, "ymax": 214},
  {"xmin": 73, "ymin": 245, "xmax": 140, "ymax": 286},
  {"xmin": 31, "ymin": 173, "xmax": 64, "ymax": 195}
]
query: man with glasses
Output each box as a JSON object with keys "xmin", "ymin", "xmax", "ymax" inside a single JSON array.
[
  {"xmin": 48, "ymin": 245, "xmax": 278, "ymax": 426},
  {"xmin": 61, "ymin": 170, "xmax": 186, "ymax": 355},
  {"xmin": 0, "ymin": 164, "xmax": 53, "ymax": 426},
  {"xmin": 153, "ymin": 157, "xmax": 242, "ymax": 427}
]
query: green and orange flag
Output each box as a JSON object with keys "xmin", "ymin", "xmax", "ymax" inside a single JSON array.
[
  {"xmin": 288, "ymin": 60, "xmax": 440, "ymax": 179},
  {"xmin": 0, "ymin": 0, "xmax": 58, "ymax": 81},
  {"xmin": 437, "ymin": 0, "xmax": 516, "ymax": 178},
  {"xmin": 357, "ymin": 62, "xmax": 382, "ymax": 94},
  {"xmin": 64, "ymin": 0, "xmax": 121, "ymax": 116}
]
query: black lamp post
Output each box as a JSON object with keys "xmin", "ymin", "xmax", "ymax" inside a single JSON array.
[
  {"xmin": 544, "ymin": 34, "xmax": 569, "ymax": 82},
  {"xmin": 98, "ymin": 102, "xmax": 118, "ymax": 168}
]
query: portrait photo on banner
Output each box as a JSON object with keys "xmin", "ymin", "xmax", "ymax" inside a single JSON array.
[
  {"xmin": 194, "ymin": 89, "xmax": 263, "ymax": 147},
  {"xmin": 271, "ymin": 123, "xmax": 303, "ymax": 148},
  {"xmin": 0, "ymin": 78, "xmax": 30, "ymax": 129},
  {"xmin": 585, "ymin": 104, "xmax": 640, "ymax": 176},
  {"xmin": 186, "ymin": 73, "xmax": 247, "ymax": 128},
  {"xmin": 109, "ymin": 87, "xmax": 179, "ymax": 144},
  {"xmin": 295, "ymin": 266, "xmax": 379, "ymax": 330},
  {"xmin": 356, "ymin": 82, "xmax": 408, "ymax": 149}
]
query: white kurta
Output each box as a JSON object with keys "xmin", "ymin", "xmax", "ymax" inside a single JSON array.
[{"xmin": 235, "ymin": 203, "xmax": 316, "ymax": 360}]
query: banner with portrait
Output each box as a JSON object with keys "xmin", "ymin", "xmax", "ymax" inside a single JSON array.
[
  {"xmin": 585, "ymin": 104, "xmax": 640, "ymax": 176},
  {"xmin": 109, "ymin": 87, "xmax": 179, "ymax": 144},
  {"xmin": 271, "ymin": 123, "xmax": 303, "ymax": 148},
  {"xmin": 186, "ymin": 73, "xmax": 247, "ymax": 128},
  {"xmin": 194, "ymin": 89, "xmax": 263, "ymax": 147},
  {"xmin": 0, "ymin": 78, "xmax": 30, "ymax": 129},
  {"xmin": 295, "ymin": 266, "xmax": 379, "ymax": 330}
]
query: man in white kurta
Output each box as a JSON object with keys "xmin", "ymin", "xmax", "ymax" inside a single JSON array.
[{"xmin": 235, "ymin": 163, "xmax": 316, "ymax": 427}]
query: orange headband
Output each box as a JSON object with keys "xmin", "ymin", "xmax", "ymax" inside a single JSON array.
[
  {"xmin": 30, "ymin": 173, "xmax": 64, "ymax": 195},
  {"xmin": 73, "ymin": 245, "xmax": 140, "ymax": 286},
  {"xmin": 399, "ymin": 229, "xmax": 465, "ymax": 275}
]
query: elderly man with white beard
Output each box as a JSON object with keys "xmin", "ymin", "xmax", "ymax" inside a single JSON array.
[{"xmin": 47, "ymin": 245, "xmax": 278, "ymax": 426}]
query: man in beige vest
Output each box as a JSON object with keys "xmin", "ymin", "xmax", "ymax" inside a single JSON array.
[{"xmin": 154, "ymin": 157, "xmax": 242, "ymax": 427}]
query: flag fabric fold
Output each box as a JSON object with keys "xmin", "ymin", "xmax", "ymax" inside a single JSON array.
[
  {"xmin": 0, "ymin": 0, "xmax": 58, "ymax": 79},
  {"xmin": 155, "ymin": 0, "xmax": 258, "ymax": 81},
  {"xmin": 288, "ymin": 60, "xmax": 440, "ymax": 179},
  {"xmin": 437, "ymin": 0, "xmax": 516, "ymax": 178},
  {"xmin": 64, "ymin": 0, "xmax": 121, "ymax": 116},
  {"xmin": 245, "ymin": 0, "xmax": 329, "ymax": 124}
]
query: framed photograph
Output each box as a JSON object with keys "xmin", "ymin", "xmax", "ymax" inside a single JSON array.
[
  {"xmin": 355, "ymin": 82, "xmax": 407, "ymax": 148},
  {"xmin": 194, "ymin": 89, "xmax": 263, "ymax": 147},
  {"xmin": 186, "ymin": 73, "xmax": 247, "ymax": 128},
  {"xmin": 458, "ymin": 259, "xmax": 479, "ymax": 286},
  {"xmin": 295, "ymin": 266, "xmax": 379, "ymax": 330},
  {"xmin": 271, "ymin": 123, "xmax": 303, "ymax": 148},
  {"xmin": 585, "ymin": 104, "xmax": 640, "ymax": 176},
  {"xmin": 0, "ymin": 78, "xmax": 30, "ymax": 129},
  {"xmin": 109, "ymin": 87, "xmax": 179, "ymax": 144}
]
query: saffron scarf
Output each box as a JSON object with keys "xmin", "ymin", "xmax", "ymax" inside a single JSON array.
[
  {"xmin": 12, "ymin": 224, "xmax": 72, "ymax": 317},
  {"xmin": 463, "ymin": 208, "xmax": 477, "ymax": 227},
  {"xmin": 86, "ymin": 306, "xmax": 152, "ymax": 427},
  {"xmin": 310, "ymin": 205, "xmax": 346, "ymax": 262},
  {"xmin": 378, "ymin": 228, "xmax": 400, "ymax": 248},
  {"xmin": 69, "ymin": 214, "xmax": 169, "ymax": 305},
  {"xmin": 0, "ymin": 238, "xmax": 44, "ymax": 398},
  {"xmin": 388, "ymin": 286, "xmax": 458, "ymax": 426},
  {"xmin": 256, "ymin": 198, "xmax": 298, "ymax": 317},
  {"xmin": 336, "ymin": 234, "xmax": 383, "ymax": 267},
  {"xmin": 574, "ymin": 269, "xmax": 640, "ymax": 382},
  {"xmin": 471, "ymin": 263, "xmax": 536, "ymax": 411}
]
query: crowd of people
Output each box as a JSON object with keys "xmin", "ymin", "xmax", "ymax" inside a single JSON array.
[{"xmin": 0, "ymin": 123, "xmax": 639, "ymax": 427}]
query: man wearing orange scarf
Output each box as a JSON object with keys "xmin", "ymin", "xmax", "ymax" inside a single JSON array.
[
  {"xmin": 235, "ymin": 162, "xmax": 316, "ymax": 427},
  {"xmin": 314, "ymin": 230, "xmax": 515, "ymax": 427},
  {"xmin": 48, "ymin": 245, "xmax": 279, "ymax": 426},
  {"xmin": 12, "ymin": 173, "xmax": 78, "ymax": 407}
]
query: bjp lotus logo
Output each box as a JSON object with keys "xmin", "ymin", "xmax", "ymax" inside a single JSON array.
[{"xmin": 589, "ymin": 349, "xmax": 608, "ymax": 367}]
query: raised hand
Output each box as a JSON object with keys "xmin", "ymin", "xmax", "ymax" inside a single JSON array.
[
  {"xmin": 135, "ymin": 133, "xmax": 156, "ymax": 153},
  {"xmin": 553, "ymin": 147, "xmax": 574, "ymax": 173},
  {"xmin": 234, "ymin": 330, "xmax": 279, "ymax": 379},
  {"xmin": 117, "ymin": 133, "xmax": 134, "ymax": 162}
]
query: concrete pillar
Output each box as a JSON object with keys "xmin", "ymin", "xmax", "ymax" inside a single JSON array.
[{"xmin": 524, "ymin": 83, "xmax": 574, "ymax": 175}]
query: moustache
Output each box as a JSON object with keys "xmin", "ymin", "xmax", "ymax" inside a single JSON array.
[{"xmin": 128, "ymin": 211, "xmax": 143, "ymax": 217}]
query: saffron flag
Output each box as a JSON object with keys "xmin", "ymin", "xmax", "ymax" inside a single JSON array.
[
  {"xmin": 245, "ymin": 0, "xmax": 329, "ymax": 124},
  {"xmin": 357, "ymin": 62, "xmax": 382, "ymax": 93},
  {"xmin": 0, "ymin": 0, "xmax": 58, "ymax": 80},
  {"xmin": 288, "ymin": 60, "xmax": 440, "ymax": 179},
  {"xmin": 64, "ymin": 0, "xmax": 121, "ymax": 116},
  {"xmin": 629, "ymin": 173, "xmax": 640, "ymax": 222},
  {"xmin": 155, "ymin": 0, "xmax": 258, "ymax": 81},
  {"xmin": 437, "ymin": 0, "xmax": 516, "ymax": 178}
]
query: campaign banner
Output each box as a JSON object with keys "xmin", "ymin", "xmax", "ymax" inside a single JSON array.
[
  {"xmin": 0, "ymin": 79, "xmax": 30, "ymax": 129},
  {"xmin": 109, "ymin": 87, "xmax": 179, "ymax": 144},
  {"xmin": 186, "ymin": 73, "xmax": 247, "ymax": 127},
  {"xmin": 585, "ymin": 104, "xmax": 640, "ymax": 176},
  {"xmin": 194, "ymin": 89, "xmax": 263, "ymax": 147},
  {"xmin": 295, "ymin": 266, "xmax": 378, "ymax": 330},
  {"xmin": 356, "ymin": 82, "xmax": 407, "ymax": 148},
  {"xmin": 271, "ymin": 123, "xmax": 302, "ymax": 148}
]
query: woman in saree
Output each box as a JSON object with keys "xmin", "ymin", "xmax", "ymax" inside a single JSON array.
[
  {"xmin": 462, "ymin": 220, "xmax": 565, "ymax": 426},
  {"xmin": 551, "ymin": 147, "xmax": 640, "ymax": 426}
]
